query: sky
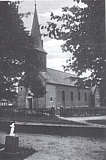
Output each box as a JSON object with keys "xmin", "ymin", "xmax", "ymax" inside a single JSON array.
[
  {"xmin": 19, "ymin": 0, "xmax": 89, "ymax": 77},
  {"xmin": 19, "ymin": 0, "xmax": 78, "ymax": 71}
]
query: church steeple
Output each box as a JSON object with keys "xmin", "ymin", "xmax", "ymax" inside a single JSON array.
[
  {"xmin": 31, "ymin": 1, "xmax": 47, "ymax": 71},
  {"xmin": 31, "ymin": 2, "xmax": 45, "ymax": 53}
]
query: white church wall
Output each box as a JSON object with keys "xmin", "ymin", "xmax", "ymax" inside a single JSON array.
[
  {"xmin": 46, "ymin": 84, "xmax": 56, "ymax": 108},
  {"xmin": 55, "ymin": 85, "xmax": 90, "ymax": 108}
]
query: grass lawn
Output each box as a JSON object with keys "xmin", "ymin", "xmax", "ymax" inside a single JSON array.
[
  {"xmin": 0, "ymin": 145, "xmax": 35, "ymax": 160},
  {"xmin": 0, "ymin": 132, "xmax": 106, "ymax": 160}
]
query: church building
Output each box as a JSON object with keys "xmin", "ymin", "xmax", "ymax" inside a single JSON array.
[{"xmin": 17, "ymin": 3, "xmax": 100, "ymax": 110}]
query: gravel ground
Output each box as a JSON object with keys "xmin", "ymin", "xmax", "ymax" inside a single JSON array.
[{"xmin": 0, "ymin": 132, "xmax": 106, "ymax": 160}]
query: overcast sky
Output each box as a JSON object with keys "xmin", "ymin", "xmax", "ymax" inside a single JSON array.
[{"xmin": 19, "ymin": 0, "xmax": 79, "ymax": 71}]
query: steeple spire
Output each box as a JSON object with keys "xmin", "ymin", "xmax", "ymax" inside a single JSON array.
[
  {"xmin": 31, "ymin": 1, "xmax": 47, "ymax": 72},
  {"xmin": 31, "ymin": 1, "xmax": 44, "ymax": 52}
]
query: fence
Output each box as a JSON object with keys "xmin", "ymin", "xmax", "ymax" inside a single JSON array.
[
  {"xmin": 59, "ymin": 107, "xmax": 106, "ymax": 117},
  {"xmin": 0, "ymin": 106, "xmax": 55, "ymax": 121},
  {"xmin": 0, "ymin": 106, "xmax": 106, "ymax": 121}
]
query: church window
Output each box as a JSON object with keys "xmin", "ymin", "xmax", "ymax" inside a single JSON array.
[
  {"xmin": 61, "ymin": 90, "xmax": 65, "ymax": 107},
  {"xmin": 78, "ymin": 91, "xmax": 80, "ymax": 101},
  {"xmin": 62, "ymin": 91, "xmax": 65, "ymax": 101},
  {"xmin": 84, "ymin": 92, "xmax": 87, "ymax": 101},
  {"xmin": 50, "ymin": 97, "xmax": 53, "ymax": 101},
  {"xmin": 71, "ymin": 91, "xmax": 73, "ymax": 101}
]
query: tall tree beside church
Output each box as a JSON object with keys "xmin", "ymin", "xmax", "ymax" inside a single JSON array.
[
  {"xmin": 0, "ymin": 1, "xmax": 45, "ymax": 100},
  {"xmin": 44, "ymin": 0, "xmax": 105, "ymax": 105}
]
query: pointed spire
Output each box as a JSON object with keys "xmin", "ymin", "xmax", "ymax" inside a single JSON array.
[{"xmin": 31, "ymin": 1, "xmax": 45, "ymax": 53}]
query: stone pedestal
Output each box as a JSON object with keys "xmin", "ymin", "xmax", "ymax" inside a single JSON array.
[
  {"xmin": 1, "ymin": 135, "xmax": 20, "ymax": 158},
  {"xmin": 5, "ymin": 136, "xmax": 19, "ymax": 153}
]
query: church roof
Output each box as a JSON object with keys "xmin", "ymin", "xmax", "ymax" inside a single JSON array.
[{"xmin": 46, "ymin": 68, "xmax": 78, "ymax": 86}]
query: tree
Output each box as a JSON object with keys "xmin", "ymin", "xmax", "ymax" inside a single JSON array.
[
  {"xmin": 0, "ymin": 1, "xmax": 45, "ymax": 100},
  {"xmin": 19, "ymin": 51, "xmax": 46, "ymax": 98},
  {"xmin": 44, "ymin": 0, "xmax": 105, "ymax": 104}
]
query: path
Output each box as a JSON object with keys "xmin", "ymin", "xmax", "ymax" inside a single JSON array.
[{"xmin": 57, "ymin": 115, "xmax": 106, "ymax": 127}]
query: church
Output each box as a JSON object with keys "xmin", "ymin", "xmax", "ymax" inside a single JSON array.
[{"xmin": 17, "ymin": 4, "xmax": 100, "ymax": 110}]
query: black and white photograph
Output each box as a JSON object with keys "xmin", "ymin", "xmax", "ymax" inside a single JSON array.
[{"xmin": 0, "ymin": 0, "xmax": 105, "ymax": 159}]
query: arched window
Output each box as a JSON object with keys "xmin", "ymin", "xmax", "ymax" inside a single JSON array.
[
  {"xmin": 50, "ymin": 97, "xmax": 53, "ymax": 101},
  {"xmin": 78, "ymin": 91, "xmax": 80, "ymax": 101},
  {"xmin": 70, "ymin": 91, "xmax": 74, "ymax": 101},
  {"xmin": 62, "ymin": 91, "xmax": 65, "ymax": 101},
  {"xmin": 62, "ymin": 91, "xmax": 65, "ymax": 107},
  {"xmin": 84, "ymin": 92, "xmax": 87, "ymax": 101}
]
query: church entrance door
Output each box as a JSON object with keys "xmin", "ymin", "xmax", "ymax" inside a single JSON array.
[{"xmin": 27, "ymin": 97, "xmax": 33, "ymax": 110}]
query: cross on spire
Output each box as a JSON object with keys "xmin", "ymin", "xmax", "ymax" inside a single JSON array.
[{"xmin": 34, "ymin": 0, "xmax": 36, "ymax": 5}]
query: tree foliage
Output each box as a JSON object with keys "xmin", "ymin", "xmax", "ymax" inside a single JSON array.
[
  {"xmin": 0, "ymin": 1, "xmax": 45, "ymax": 100},
  {"xmin": 44, "ymin": 0, "xmax": 105, "ymax": 104},
  {"xmin": 19, "ymin": 52, "xmax": 46, "ymax": 98}
]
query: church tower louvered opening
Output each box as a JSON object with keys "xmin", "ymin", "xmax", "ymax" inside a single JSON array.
[{"xmin": 31, "ymin": 3, "xmax": 47, "ymax": 72}]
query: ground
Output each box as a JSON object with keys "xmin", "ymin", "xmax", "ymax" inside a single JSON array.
[{"xmin": 0, "ymin": 132, "xmax": 106, "ymax": 160}]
